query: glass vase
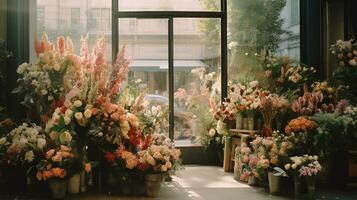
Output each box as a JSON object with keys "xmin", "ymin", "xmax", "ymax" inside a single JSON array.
[{"xmin": 236, "ymin": 113, "xmax": 243, "ymax": 129}]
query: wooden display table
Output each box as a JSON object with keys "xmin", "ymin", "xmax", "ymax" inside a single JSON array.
[{"xmin": 223, "ymin": 129, "xmax": 258, "ymax": 172}]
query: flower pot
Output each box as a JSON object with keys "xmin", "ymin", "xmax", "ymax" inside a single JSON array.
[
  {"xmin": 130, "ymin": 173, "xmax": 146, "ymax": 196},
  {"xmin": 293, "ymin": 174, "xmax": 302, "ymax": 199},
  {"xmin": 121, "ymin": 184, "xmax": 132, "ymax": 196},
  {"xmin": 233, "ymin": 159, "xmax": 242, "ymax": 181},
  {"xmin": 146, "ymin": 173, "xmax": 163, "ymax": 197},
  {"xmin": 305, "ymin": 176, "xmax": 316, "ymax": 200},
  {"xmin": 49, "ymin": 179, "xmax": 67, "ymax": 199},
  {"xmin": 248, "ymin": 175, "xmax": 256, "ymax": 186},
  {"xmin": 268, "ymin": 172, "xmax": 280, "ymax": 195},
  {"xmin": 68, "ymin": 173, "xmax": 81, "ymax": 195},
  {"xmin": 236, "ymin": 114, "xmax": 243, "ymax": 129}
]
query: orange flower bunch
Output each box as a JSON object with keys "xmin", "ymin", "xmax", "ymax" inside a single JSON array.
[
  {"xmin": 285, "ymin": 117, "xmax": 315, "ymax": 135},
  {"xmin": 36, "ymin": 166, "xmax": 67, "ymax": 181}
]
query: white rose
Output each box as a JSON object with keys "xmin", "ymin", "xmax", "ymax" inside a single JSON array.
[
  {"xmin": 161, "ymin": 165, "xmax": 168, "ymax": 172},
  {"xmin": 41, "ymin": 90, "xmax": 48, "ymax": 96},
  {"xmin": 74, "ymin": 112, "xmax": 83, "ymax": 120},
  {"xmin": 37, "ymin": 138, "xmax": 46, "ymax": 149},
  {"xmin": 0, "ymin": 137, "xmax": 6, "ymax": 145},
  {"xmin": 349, "ymin": 59, "xmax": 357, "ymax": 66},
  {"xmin": 308, "ymin": 156, "xmax": 314, "ymax": 160},
  {"xmin": 53, "ymin": 64, "xmax": 61, "ymax": 71},
  {"xmin": 84, "ymin": 109, "xmax": 92, "ymax": 119},
  {"xmin": 291, "ymin": 164, "xmax": 297, "ymax": 169},
  {"xmin": 25, "ymin": 151, "xmax": 35, "ymax": 163},
  {"xmin": 249, "ymin": 80, "xmax": 259, "ymax": 88},
  {"xmin": 313, "ymin": 155, "xmax": 318, "ymax": 160},
  {"xmin": 295, "ymin": 159, "xmax": 302, "ymax": 166},
  {"xmin": 284, "ymin": 164, "xmax": 291, "ymax": 170},
  {"xmin": 48, "ymin": 95, "xmax": 54, "ymax": 101},
  {"xmin": 19, "ymin": 137, "xmax": 28, "ymax": 146},
  {"xmin": 64, "ymin": 116, "xmax": 71, "ymax": 125},
  {"xmin": 73, "ymin": 100, "xmax": 82, "ymax": 107},
  {"xmin": 208, "ymin": 129, "xmax": 216, "ymax": 137},
  {"xmin": 65, "ymin": 109, "xmax": 73, "ymax": 117},
  {"xmin": 63, "ymin": 131, "xmax": 72, "ymax": 143}
]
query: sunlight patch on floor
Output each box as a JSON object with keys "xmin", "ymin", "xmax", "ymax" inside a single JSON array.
[{"xmin": 173, "ymin": 166, "xmax": 251, "ymax": 189}]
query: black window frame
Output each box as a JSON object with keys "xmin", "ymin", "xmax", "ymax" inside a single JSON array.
[{"xmin": 112, "ymin": 0, "xmax": 228, "ymax": 141}]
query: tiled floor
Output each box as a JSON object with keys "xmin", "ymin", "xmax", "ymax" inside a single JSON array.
[{"xmin": 2, "ymin": 166, "xmax": 357, "ymax": 199}]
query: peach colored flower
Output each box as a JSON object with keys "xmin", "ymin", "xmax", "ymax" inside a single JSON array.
[
  {"xmin": 60, "ymin": 145, "xmax": 71, "ymax": 152},
  {"xmin": 111, "ymin": 112, "xmax": 120, "ymax": 121},
  {"xmin": 85, "ymin": 163, "xmax": 91, "ymax": 173},
  {"xmin": 36, "ymin": 171, "xmax": 43, "ymax": 181},
  {"xmin": 52, "ymin": 168, "xmax": 62, "ymax": 177},
  {"xmin": 126, "ymin": 157, "xmax": 139, "ymax": 169},
  {"xmin": 52, "ymin": 153, "xmax": 63, "ymax": 162},
  {"xmin": 57, "ymin": 36, "xmax": 65, "ymax": 54},
  {"xmin": 46, "ymin": 149, "xmax": 55, "ymax": 159},
  {"xmin": 43, "ymin": 171, "xmax": 53, "ymax": 180}
]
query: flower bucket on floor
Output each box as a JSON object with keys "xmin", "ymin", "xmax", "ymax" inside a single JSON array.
[
  {"xmin": 67, "ymin": 173, "xmax": 81, "ymax": 194},
  {"xmin": 305, "ymin": 175, "xmax": 316, "ymax": 200},
  {"xmin": 146, "ymin": 173, "xmax": 164, "ymax": 197},
  {"xmin": 248, "ymin": 175, "xmax": 256, "ymax": 186},
  {"xmin": 49, "ymin": 179, "xmax": 67, "ymax": 199},
  {"xmin": 268, "ymin": 172, "xmax": 280, "ymax": 195},
  {"xmin": 293, "ymin": 174, "xmax": 302, "ymax": 199}
]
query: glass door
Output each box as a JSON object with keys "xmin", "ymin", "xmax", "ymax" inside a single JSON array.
[{"xmin": 114, "ymin": 0, "xmax": 227, "ymax": 164}]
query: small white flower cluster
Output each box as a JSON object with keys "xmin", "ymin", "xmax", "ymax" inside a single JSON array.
[
  {"xmin": 226, "ymin": 80, "xmax": 263, "ymax": 113},
  {"xmin": 284, "ymin": 155, "xmax": 321, "ymax": 177},
  {"xmin": 7, "ymin": 123, "xmax": 46, "ymax": 163},
  {"xmin": 17, "ymin": 63, "xmax": 52, "ymax": 98}
]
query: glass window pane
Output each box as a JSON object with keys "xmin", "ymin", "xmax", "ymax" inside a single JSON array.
[
  {"xmin": 119, "ymin": 18, "xmax": 169, "ymax": 137},
  {"xmin": 71, "ymin": 8, "xmax": 80, "ymax": 30},
  {"xmin": 118, "ymin": 0, "xmax": 220, "ymax": 11},
  {"xmin": 227, "ymin": 0, "xmax": 300, "ymax": 81},
  {"xmin": 174, "ymin": 18, "xmax": 221, "ymax": 145},
  {"xmin": 34, "ymin": 0, "xmax": 112, "ymax": 60}
]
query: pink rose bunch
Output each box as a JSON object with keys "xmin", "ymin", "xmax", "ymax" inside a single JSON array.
[
  {"xmin": 330, "ymin": 39, "xmax": 357, "ymax": 67},
  {"xmin": 292, "ymin": 91, "xmax": 335, "ymax": 116}
]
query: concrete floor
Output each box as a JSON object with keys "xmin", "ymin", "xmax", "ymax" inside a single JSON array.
[
  {"xmin": 2, "ymin": 166, "xmax": 357, "ymax": 199},
  {"xmin": 72, "ymin": 166, "xmax": 289, "ymax": 200}
]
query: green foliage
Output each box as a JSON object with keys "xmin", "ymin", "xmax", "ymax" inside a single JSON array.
[
  {"xmin": 311, "ymin": 112, "xmax": 357, "ymax": 157},
  {"xmin": 199, "ymin": 0, "xmax": 289, "ymax": 81},
  {"xmin": 229, "ymin": 0, "xmax": 288, "ymax": 52},
  {"xmin": 333, "ymin": 67, "xmax": 357, "ymax": 104}
]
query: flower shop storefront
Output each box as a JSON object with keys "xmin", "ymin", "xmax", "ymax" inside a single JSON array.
[{"xmin": 1, "ymin": 0, "xmax": 357, "ymax": 199}]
